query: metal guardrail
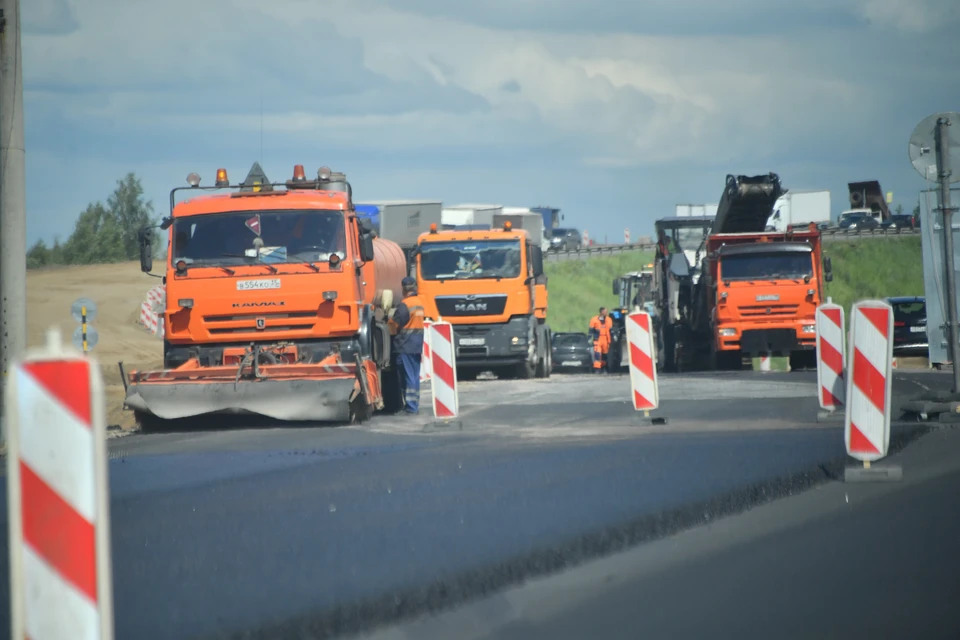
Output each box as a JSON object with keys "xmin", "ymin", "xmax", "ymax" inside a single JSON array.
[{"xmin": 544, "ymin": 227, "xmax": 921, "ymax": 263}]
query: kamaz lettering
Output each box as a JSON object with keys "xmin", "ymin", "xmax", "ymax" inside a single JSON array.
[{"xmin": 232, "ymin": 301, "xmax": 286, "ymax": 308}]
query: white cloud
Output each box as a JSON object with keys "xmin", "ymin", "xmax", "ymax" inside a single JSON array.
[{"xmin": 20, "ymin": 0, "xmax": 960, "ymax": 244}]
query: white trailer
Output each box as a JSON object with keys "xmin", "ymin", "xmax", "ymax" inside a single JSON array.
[
  {"xmin": 494, "ymin": 211, "xmax": 550, "ymax": 251},
  {"xmin": 766, "ymin": 190, "xmax": 832, "ymax": 232},
  {"xmin": 441, "ymin": 203, "xmax": 502, "ymax": 228},
  {"xmin": 675, "ymin": 203, "xmax": 718, "ymax": 218},
  {"xmin": 355, "ymin": 200, "xmax": 443, "ymax": 248}
]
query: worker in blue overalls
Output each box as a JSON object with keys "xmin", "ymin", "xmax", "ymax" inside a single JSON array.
[{"xmin": 388, "ymin": 277, "xmax": 426, "ymax": 414}]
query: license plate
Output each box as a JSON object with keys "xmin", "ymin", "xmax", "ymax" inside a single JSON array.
[
  {"xmin": 459, "ymin": 338, "xmax": 485, "ymax": 346},
  {"xmin": 910, "ymin": 326, "xmax": 925, "ymax": 333},
  {"xmin": 237, "ymin": 278, "xmax": 281, "ymax": 291},
  {"xmin": 562, "ymin": 360, "xmax": 581, "ymax": 366}
]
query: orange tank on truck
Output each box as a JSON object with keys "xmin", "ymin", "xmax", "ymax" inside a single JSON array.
[
  {"xmin": 414, "ymin": 221, "xmax": 552, "ymax": 380},
  {"xmin": 123, "ymin": 163, "xmax": 407, "ymax": 427},
  {"xmin": 703, "ymin": 223, "xmax": 832, "ymax": 370}
]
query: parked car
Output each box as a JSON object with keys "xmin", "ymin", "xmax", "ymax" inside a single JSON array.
[
  {"xmin": 881, "ymin": 214, "xmax": 917, "ymax": 231},
  {"xmin": 885, "ymin": 296, "xmax": 928, "ymax": 357},
  {"xmin": 839, "ymin": 213, "xmax": 879, "ymax": 231},
  {"xmin": 551, "ymin": 332, "xmax": 593, "ymax": 372},
  {"xmin": 549, "ymin": 228, "xmax": 583, "ymax": 252}
]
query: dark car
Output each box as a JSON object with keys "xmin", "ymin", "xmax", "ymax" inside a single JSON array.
[
  {"xmin": 886, "ymin": 296, "xmax": 928, "ymax": 357},
  {"xmin": 549, "ymin": 228, "xmax": 583, "ymax": 252},
  {"xmin": 551, "ymin": 332, "xmax": 593, "ymax": 372},
  {"xmin": 839, "ymin": 213, "xmax": 879, "ymax": 231},
  {"xmin": 881, "ymin": 214, "xmax": 917, "ymax": 231}
]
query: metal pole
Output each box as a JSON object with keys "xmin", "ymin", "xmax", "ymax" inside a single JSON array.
[
  {"xmin": 935, "ymin": 117, "xmax": 960, "ymax": 393},
  {"xmin": 0, "ymin": 0, "xmax": 26, "ymax": 446}
]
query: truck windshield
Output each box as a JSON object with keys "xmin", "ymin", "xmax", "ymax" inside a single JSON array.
[
  {"xmin": 419, "ymin": 239, "xmax": 522, "ymax": 280},
  {"xmin": 720, "ymin": 252, "xmax": 813, "ymax": 280},
  {"xmin": 172, "ymin": 209, "xmax": 346, "ymax": 267}
]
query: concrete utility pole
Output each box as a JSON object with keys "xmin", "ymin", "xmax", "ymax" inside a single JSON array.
[
  {"xmin": 0, "ymin": 0, "xmax": 27, "ymax": 445},
  {"xmin": 935, "ymin": 117, "xmax": 960, "ymax": 393}
]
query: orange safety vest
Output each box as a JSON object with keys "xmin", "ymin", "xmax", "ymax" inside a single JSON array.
[
  {"xmin": 389, "ymin": 294, "xmax": 426, "ymax": 336},
  {"xmin": 589, "ymin": 315, "xmax": 612, "ymax": 342}
]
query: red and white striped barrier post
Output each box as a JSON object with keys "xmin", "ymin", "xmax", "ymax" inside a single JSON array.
[
  {"xmin": 816, "ymin": 302, "xmax": 846, "ymax": 420},
  {"xmin": 429, "ymin": 321, "xmax": 460, "ymax": 422},
  {"xmin": 626, "ymin": 311, "xmax": 666, "ymax": 424},
  {"xmin": 759, "ymin": 354, "xmax": 771, "ymax": 371},
  {"xmin": 5, "ymin": 327, "xmax": 114, "ymax": 640},
  {"xmin": 844, "ymin": 300, "xmax": 901, "ymax": 482},
  {"xmin": 420, "ymin": 320, "xmax": 433, "ymax": 383}
]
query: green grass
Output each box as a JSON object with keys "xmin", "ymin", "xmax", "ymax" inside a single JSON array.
[
  {"xmin": 823, "ymin": 236, "xmax": 924, "ymax": 320},
  {"xmin": 545, "ymin": 250, "xmax": 654, "ymax": 333},
  {"xmin": 545, "ymin": 237, "xmax": 925, "ymax": 354}
]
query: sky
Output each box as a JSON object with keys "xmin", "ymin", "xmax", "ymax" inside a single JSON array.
[{"xmin": 22, "ymin": 0, "xmax": 960, "ymax": 246}]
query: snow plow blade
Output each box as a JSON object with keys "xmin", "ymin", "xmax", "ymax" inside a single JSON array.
[{"xmin": 124, "ymin": 357, "xmax": 381, "ymax": 423}]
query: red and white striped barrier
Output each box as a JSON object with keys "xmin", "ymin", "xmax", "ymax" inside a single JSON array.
[
  {"xmin": 626, "ymin": 311, "xmax": 659, "ymax": 411},
  {"xmin": 5, "ymin": 327, "xmax": 114, "ymax": 640},
  {"xmin": 138, "ymin": 285, "xmax": 165, "ymax": 338},
  {"xmin": 420, "ymin": 320, "xmax": 433, "ymax": 383},
  {"xmin": 429, "ymin": 321, "xmax": 459, "ymax": 419},
  {"xmin": 759, "ymin": 354, "xmax": 771, "ymax": 372},
  {"xmin": 845, "ymin": 300, "xmax": 893, "ymax": 461},
  {"xmin": 816, "ymin": 303, "xmax": 846, "ymax": 410}
]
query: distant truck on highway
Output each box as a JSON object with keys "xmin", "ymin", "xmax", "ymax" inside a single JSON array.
[
  {"xmin": 497, "ymin": 209, "xmax": 550, "ymax": 252},
  {"xmin": 353, "ymin": 200, "xmax": 442, "ymax": 270},
  {"xmin": 441, "ymin": 204, "xmax": 501, "ymax": 229},
  {"xmin": 415, "ymin": 221, "xmax": 551, "ymax": 380},
  {"xmin": 765, "ymin": 190, "xmax": 831, "ymax": 233},
  {"xmin": 655, "ymin": 173, "xmax": 833, "ymax": 372},
  {"xmin": 838, "ymin": 180, "xmax": 891, "ymax": 226}
]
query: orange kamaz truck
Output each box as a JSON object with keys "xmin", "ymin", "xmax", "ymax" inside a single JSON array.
[
  {"xmin": 414, "ymin": 221, "xmax": 551, "ymax": 379},
  {"xmin": 656, "ymin": 173, "xmax": 834, "ymax": 371},
  {"xmin": 123, "ymin": 163, "xmax": 406, "ymax": 426}
]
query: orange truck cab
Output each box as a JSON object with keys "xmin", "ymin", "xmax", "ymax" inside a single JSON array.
[
  {"xmin": 700, "ymin": 225, "xmax": 832, "ymax": 370},
  {"xmin": 414, "ymin": 221, "xmax": 551, "ymax": 379},
  {"xmin": 124, "ymin": 164, "xmax": 406, "ymax": 425}
]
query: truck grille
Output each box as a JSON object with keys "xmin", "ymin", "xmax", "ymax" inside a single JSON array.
[
  {"xmin": 738, "ymin": 304, "xmax": 800, "ymax": 318},
  {"xmin": 203, "ymin": 311, "xmax": 317, "ymax": 335}
]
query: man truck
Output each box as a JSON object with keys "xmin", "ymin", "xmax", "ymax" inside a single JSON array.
[
  {"xmin": 415, "ymin": 221, "xmax": 551, "ymax": 380},
  {"xmin": 124, "ymin": 163, "xmax": 407, "ymax": 427},
  {"xmin": 654, "ymin": 173, "xmax": 832, "ymax": 372}
]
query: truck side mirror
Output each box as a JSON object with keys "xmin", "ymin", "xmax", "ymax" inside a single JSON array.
[
  {"xmin": 824, "ymin": 256, "xmax": 833, "ymax": 283},
  {"xmin": 138, "ymin": 227, "xmax": 153, "ymax": 273},
  {"xmin": 530, "ymin": 245, "xmax": 544, "ymax": 277},
  {"xmin": 612, "ymin": 278, "xmax": 620, "ymax": 295},
  {"xmin": 360, "ymin": 232, "xmax": 376, "ymax": 262}
]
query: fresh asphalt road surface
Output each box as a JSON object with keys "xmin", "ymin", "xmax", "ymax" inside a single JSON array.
[
  {"xmin": 377, "ymin": 425, "xmax": 960, "ymax": 640},
  {"xmin": 0, "ymin": 368, "xmax": 948, "ymax": 639}
]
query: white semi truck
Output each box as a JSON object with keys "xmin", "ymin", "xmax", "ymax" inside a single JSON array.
[
  {"xmin": 765, "ymin": 189, "xmax": 832, "ymax": 232},
  {"xmin": 496, "ymin": 209, "xmax": 550, "ymax": 252},
  {"xmin": 441, "ymin": 204, "xmax": 502, "ymax": 229}
]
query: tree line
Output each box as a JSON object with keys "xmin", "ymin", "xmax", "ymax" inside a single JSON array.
[{"xmin": 27, "ymin": 173, "xmax": 161, "ymax": 269}]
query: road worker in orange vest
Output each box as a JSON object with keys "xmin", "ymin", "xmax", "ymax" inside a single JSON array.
[{"xmin": 589, "ymin": 307, "xmax": 613, "ymax": 373}]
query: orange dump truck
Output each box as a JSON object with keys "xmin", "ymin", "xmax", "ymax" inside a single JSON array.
[
  {"xmin": 123, "ymin": 164, "xmax": 406, "ymax": 425},
  {"xmin": 414, "ymin": 221, "xmax": 551, "ymax": 379},
  {"xmin": 693, "ymin": 224, "xmax": 832, "ymax": 370}
]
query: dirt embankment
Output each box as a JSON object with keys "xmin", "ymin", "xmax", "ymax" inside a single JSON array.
[{"xmin": 27, "ymin": 262, "xmax": 163, "ymax": 429}]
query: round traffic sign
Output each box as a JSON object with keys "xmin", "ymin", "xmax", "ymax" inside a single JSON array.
[
  {"xmin": 71, "ymin": 297, "xmax": 98, "ymax": 323},
  {"xmin": 72, "ymin": 325, "xmax": 99, "ymax": 351}
]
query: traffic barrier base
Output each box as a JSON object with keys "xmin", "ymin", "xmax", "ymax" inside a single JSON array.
[{"xmin": 844, "ymin": 463, "xmax": 903, "ymax": 483}]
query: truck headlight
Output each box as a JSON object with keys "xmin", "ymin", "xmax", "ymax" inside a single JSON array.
[
  {"xmin": 803, "ymin": 324, "xmax": 815, "ymax": 333},
  {"xmin": 718, "ymin": 328, "xmax": 736, "ymax": 337}
]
